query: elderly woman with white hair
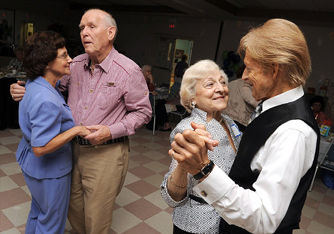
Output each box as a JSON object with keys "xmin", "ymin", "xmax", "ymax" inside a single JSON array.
[{"xmin": 161, "ymin": 59, "xmax": 242, "ymax": 233}]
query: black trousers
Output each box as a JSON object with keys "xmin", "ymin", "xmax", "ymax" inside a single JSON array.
[{"xmin": 173, "ymin": 224, "xmax": 194, "ymax": 234}]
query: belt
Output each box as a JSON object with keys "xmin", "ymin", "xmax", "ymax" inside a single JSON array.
[
  {"xmin": 189, "ymin": 194, "xmax": 207, "ymax": 204},
  {"xmin": 74, "ymin": 136, "xmax": 127, "ymax": 146}
]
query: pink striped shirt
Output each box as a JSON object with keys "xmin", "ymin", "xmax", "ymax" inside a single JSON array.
[{"xmin": 59, "ymin": 48, "xmax": 152, "ymax": 138}]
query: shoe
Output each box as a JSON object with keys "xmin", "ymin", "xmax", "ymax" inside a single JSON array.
[{"xmin": 159, "ymin": 127, "xmax": 171, "ymax": 131}]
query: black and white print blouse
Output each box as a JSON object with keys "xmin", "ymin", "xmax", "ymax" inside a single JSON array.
[{"xmin": 161, "ymin": 108, "xmax": 241, "ymax": 233}]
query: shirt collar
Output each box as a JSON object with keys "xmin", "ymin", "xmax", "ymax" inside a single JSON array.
[
  {"xmin": 27, "ymin": 76, "xmax": 62, "ymax": 95},
  {"xmin": 262, "ymin": 86, "xmax": 304, "ymax": 113},
  {"xmin": 192, "ymin": 108, "xmax": 225, "ymax": 125},
  {"xmin": 192, "ymin": 108, "xmax": 208, "ymax": 121},
  {"xmin": 83, "ymin": 47, "xmax": 116, "ymax": 73}
]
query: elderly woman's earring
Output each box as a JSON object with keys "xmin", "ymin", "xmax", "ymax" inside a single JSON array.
[{"xmin": 191, "ymin": 101, "xmax": 196, "ymax": 109}]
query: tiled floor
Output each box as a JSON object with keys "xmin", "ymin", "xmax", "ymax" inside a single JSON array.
[{"xmin": 1, "ymin": 127, "xmax": 334, "ymax": 234}]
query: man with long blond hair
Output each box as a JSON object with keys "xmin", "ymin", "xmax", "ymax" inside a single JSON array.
[{"xmin": 169, "ymin": 19, "xmax": 319, "ymax": 233}]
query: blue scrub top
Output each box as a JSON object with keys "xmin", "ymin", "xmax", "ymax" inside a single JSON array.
[{"xmin": 16, "ymin": 76, "xmax": 75, "ymax": 179}]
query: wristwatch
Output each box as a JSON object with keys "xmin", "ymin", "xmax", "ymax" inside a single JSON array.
[{"xmin": 193, "ymin": 160, "xmax": 214, "ymax": 180}]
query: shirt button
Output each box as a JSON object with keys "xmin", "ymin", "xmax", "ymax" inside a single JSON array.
[
  {"xmin": 77, "ymin": 82, "xmax": 79, "ymax": 85},
  {"xmin": 80, "ymin": 123, "xmax": 83, "ymax": 126},
  {"xmin": 85, "ymin": 106, "xmax": 87, "ymax": 109},
  {"xmin": 89, "ymin": 89, "xmax": 93, "ymax": 93},
  {"xmin": 201, "ymin": 191, "xmax": 208, "ymax": 197}
]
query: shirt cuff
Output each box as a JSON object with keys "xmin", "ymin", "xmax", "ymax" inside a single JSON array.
[
  {"xmin": 108, "ymin": 122, "xmax": 126, "ymax": 139},
  {"xmin": 193, "ymin": 165, "xmax": 235, "ymax": 204}
]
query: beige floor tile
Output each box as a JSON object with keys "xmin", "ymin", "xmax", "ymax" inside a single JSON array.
[
  {"xmin": 2, "ymin": 201, "xmax": 30, "ymax": 227},
  {"xmin": 307, "ymin": 189, "xmax": 325, "ymax": 201},
  {"xmin": 0, "ymin": 162, "xmax": 21, "ymax": 176},
  {"xmin": 127, "ymin": 159, "xmax": 139, "ymax": 170},
  {"xmin": 0, "ymin": 136, "xmax": 21, "ymax": 145},
  {"xmin": 123, "ymin": 171, "xmax": 140, "ymax": 186},
  {"xmin": 0, "ymin": 145, "xmax": 12, "ymax": 155},
  {"xmin": 116, "ymin": 187, "xmax": 141, "ymax": 207},
  {"xmin": 144, "ymin": 161, "xmax": 168, "ymax": 173},
  {"xmin": 143, "ymin": 174, "xmax": 164, "ymax": 188},
  {"xmin": 0, "ymin": 176, "xmax": 19, "ymax": 192},
  {"xmin": 318, "ymin": 203, "xmax": 334, "ymax": 218},
  {"xmin": 111, "ymin": 208, "xmax": 141, "ymax": 233},
  {"xmin": 0, "ymin": 211, "xmax": 15, "ymax": 232},
  {"xmin": 145, "ymin": 211, "xmax": 173, "ymax": 234},
  {"xmin": 145, "ymin": 151, "xmax": 167, "ymax": 161},
  {"xmin": 301, "ymin": 205, "xmax": 316, "ymax": 219},
  {"xmin": 293, "ymin": 229, "xmax": 306, "ymax": 234},
  {"xmin": 20, "ymin": 185, "xmax": 31, "ymax": 197},
  {"xmin": 144, "ymin": 190, "xmax": 169, "ymax": 210},
  {"xmin": 8, "ymin": 129, "xmax": 22, "ymax": 136},
  {"xmin": 0, "ymin": 228, "xmax": 21, "ymax": 234},
  {"xmin": 307, "ymin": 220, "xmax": 334, "ymax": 234}
]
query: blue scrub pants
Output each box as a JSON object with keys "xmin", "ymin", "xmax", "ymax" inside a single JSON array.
[{"xmin": 23, "ymin": 172, "xmax": 71, "ymax": 234}]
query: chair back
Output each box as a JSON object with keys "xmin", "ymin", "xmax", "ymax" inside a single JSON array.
[{"xmin": 322, "ymin": 142, "xmax": 334, "ymax": 170}]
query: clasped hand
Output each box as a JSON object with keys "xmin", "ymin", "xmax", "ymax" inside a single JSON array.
[
  {"xmin": 84, "ymin": 125, "xmax": 112, "ymax": 145},
  {"xmin": 169, "ymin": 122, "xmax": 219, "ymax": 176}
]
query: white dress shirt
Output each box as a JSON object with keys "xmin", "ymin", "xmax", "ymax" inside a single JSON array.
[{"xmin": 193, "ymin": 86, "xmax": 318, "ymax": 234}]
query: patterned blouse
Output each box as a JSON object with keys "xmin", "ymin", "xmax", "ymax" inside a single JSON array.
[{"xmin": 161, "ymin": 108, "xmax": 242, "ymax": 233}]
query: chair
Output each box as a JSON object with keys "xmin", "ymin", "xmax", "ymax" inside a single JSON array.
[
  {"xmin": 168, "ymin": 105, "xmax": 188, "ymax": 126},
  {"xmin": 309, "ymin": 137, "xmax": 334, "ymax": 191}
]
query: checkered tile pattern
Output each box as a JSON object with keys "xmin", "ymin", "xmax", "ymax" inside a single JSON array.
[{"xmin": 1, "ymin": 127, "xmax": 334, "ymax": 234}]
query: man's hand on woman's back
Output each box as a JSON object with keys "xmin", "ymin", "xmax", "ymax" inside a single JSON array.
[{"xmin": 10, "ymin": 82, "xmax": 26, "ymax": 101}]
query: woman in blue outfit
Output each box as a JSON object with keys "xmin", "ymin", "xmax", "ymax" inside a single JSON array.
[
  {"xmin": 161, "ymin": 60, "xmax": 242, "ymax": 233},
  {"xmin": 16, "ymin": 31, "xmax": 91, "ymax": 234}
]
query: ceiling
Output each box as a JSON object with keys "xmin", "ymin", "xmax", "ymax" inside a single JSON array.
[{"xmin": 65, "ymin": 0, "xmax": 334, "ymax": 26}]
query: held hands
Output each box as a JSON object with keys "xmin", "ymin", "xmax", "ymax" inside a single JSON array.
[
  {"xmin": 191, "ymin": 122, "xmax": 219, "ymax": 151},
  {"xmin": 76, "ymin": 126, "xmax": 92, "ymax": 137},
  {"xmin": 169, "ymin": 122, "xmax": 219, "ymax": 176},
  {"xmin": 10, "ymin": 82, "xmax": 26, "ymax": 101},
  {"xmin": 84, "ymin": 125, "xmax": 112, "ymax": 145}
]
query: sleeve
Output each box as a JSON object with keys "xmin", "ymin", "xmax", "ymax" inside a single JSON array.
[
  {"xmin": 193, "ymin": 121, "xmax": 317, "ymax": 233},
  {"xmin": 108, "ymin": 67, "xmax": 152, "ymax": 138},
  {"xmin": 160, "ymin": 158, "xmax": 189, "ymax": 207},
  {"xmin": 160, "ymin": 121, "xmax": 193, "ymax": 208},
  {"xmin": 30, "ymin": 99, "xmax": 62, "ymax": 147},
  {"xmin": 59, "ymin": 74, "xmax": 71, "ymax": 95}
]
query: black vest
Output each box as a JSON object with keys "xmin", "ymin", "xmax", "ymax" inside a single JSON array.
[{"xmin": 219, "ymin": 95, "xmax": 320, "ymax": 234}]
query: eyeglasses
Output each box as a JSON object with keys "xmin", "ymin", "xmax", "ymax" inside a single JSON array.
[
  {"xmin": 56, "ymin": 53, "xmax": 70, "ymax": 60},
  {"xmin": 201, "ymin": 79, "xmax": 227, "ymax": 89}
]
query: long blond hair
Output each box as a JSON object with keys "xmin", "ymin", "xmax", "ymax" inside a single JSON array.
[{"xmin": 238, "ymin": 18, "xmax": 311, "ymax": 87}]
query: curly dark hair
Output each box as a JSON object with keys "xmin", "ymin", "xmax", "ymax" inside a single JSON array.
[
  {"xmin": 310, "ymin": 95, "xmax": 325, "ymax": 111},
  {"xmin": 23, "ymin": 31, "xmax": 66, "ymax": 80}
]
